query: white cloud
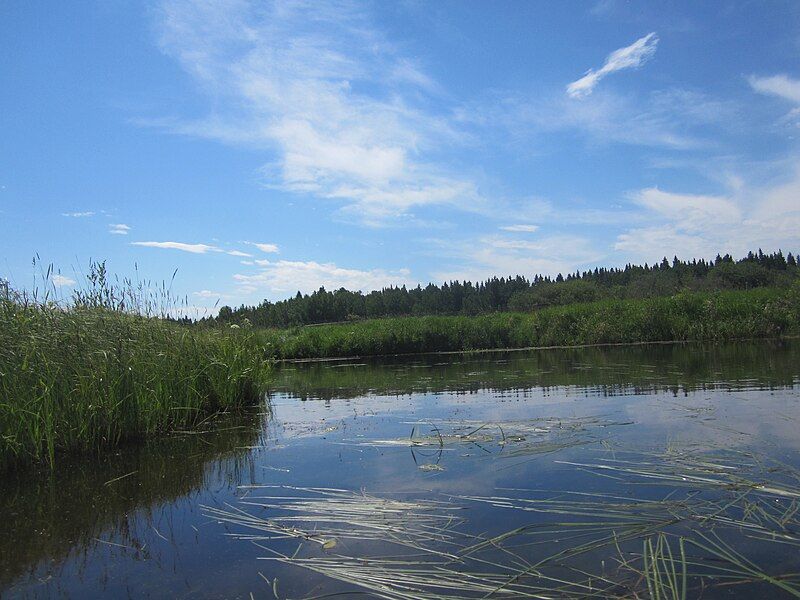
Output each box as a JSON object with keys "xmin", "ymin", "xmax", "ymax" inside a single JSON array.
[
  {"xmin": 109, "ymin": 223, "xmax": 131, "ymax": 235},
  {"xmin": 153, "ymin": 0, "xmax": 482, "ymax": 224},
  {"xmin": 632, "ymin": 187, "xmax": 741, "ymax": 231},
  {"xmin": 748, "ymin": 74, "xmax": 800, "ymax": 104},
  {"xmin": 748, "ymin": 75, "xmax": 800, "ymax": 127},
  {"xmin": 193, "ymin": 289, "xmax": 223, "ymax": 299},
  {"xmin": 246, "ymin": 242, "xmax": 279, "ymax": 253},
  {"xmin": 432, "ymin": 234, "xmax": 603, "ymax": 282},
  {"xmin": 556, "ymin": 90, "xmax": 701, "ymax": 149},
  {"xmin": 615, "ymin": 225, "xmax": 720, "ymax": 260},
  {"xmin": 233, "ymin": 259, "xmax": 414, "ymax": 296},
  {"xmin": 615, "ymin": 170, "xmax": 800, "ymax": 262},
  {"xmin": 500, "ymin": 224, "xmax": 539, "ymax": 233},
  {"xmin": 51, "ymin": 274, "xmax": 76, "ymax": 287},
  {"xmin": 131, "ymin": 240, "xmax": 256, "ymax": 256},
  {"xmin": 567, "ymin": 32, "xmax": 658, "ymax": 98},
  {"xmin": 62, "ymin": 211, "xmax": 95, "ymax": 218},
  {"xmin": 132, "ymin": 241, "xmax": 219, "ymax": 254},
  {"xmin": 464, "ymin": 85, "xmax": 732, "ymax": 152}
]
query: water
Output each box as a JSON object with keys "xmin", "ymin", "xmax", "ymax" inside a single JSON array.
[{"xmin": 2, "ymin": 341, "xmax": 800, "ymax": 598}]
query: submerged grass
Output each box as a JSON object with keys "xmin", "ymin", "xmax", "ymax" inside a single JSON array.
[
  {"xmin": 260, "ymin": 286, "xmax": 800, "ymax": 360},
  {"xmin": 206, "ymin": 486, "xmax": 467, "ymax": 556},
  {"xmin": 210, "ymin": 441, "xmax": 800, "ymax": 599},
  {"xmin": 0, "ymin": 264, "xmax": 272, "ymax": 470}
]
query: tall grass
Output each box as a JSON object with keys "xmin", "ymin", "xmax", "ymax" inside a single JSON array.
[
  {"xmin": 260, "ymin": 286, "xmax": 800, "ymax": 360},
  {"xmin": 0, "ymin": 263, "xmax": 271, "ymax": 470}
]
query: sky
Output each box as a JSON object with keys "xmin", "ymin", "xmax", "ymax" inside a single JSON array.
[{"xmin": 2, "ymin": 0, "xmax": 800, "ymax": 316}]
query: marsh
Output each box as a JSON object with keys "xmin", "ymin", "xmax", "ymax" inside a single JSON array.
[{"xmin": 2, "ymin": 340, "xmax": 799, "ymax": 598}]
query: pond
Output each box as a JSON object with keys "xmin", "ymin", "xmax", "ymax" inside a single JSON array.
[{"xmin": 2, "ymin": 340, "xmax": 800, "ymax": 598}]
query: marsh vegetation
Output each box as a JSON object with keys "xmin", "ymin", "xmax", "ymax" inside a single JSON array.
[
  {"xmin": 261, "ymin": 287, "xmax": 800, "ymax": 360},
  {"xmin": 0, "ymin": 263, "xmax": 271, "ymax": 469},
  {"xmin": 2, "ymin": 341, "xmax": 799, "ymax": 598}
]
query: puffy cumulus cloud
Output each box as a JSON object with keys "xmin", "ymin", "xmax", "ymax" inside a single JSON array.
[
  {"xmin": 567, "ymin": 32, "xmax": 658, "ymax": 99},
  {"xmin": 153, "ymin": 0, "xmax": 483, "ymax": 225},
  {"xmin": 233, "ymin": 259, "xmax": 414, "ymax": 297},
  {"xmin": 615, "ymin": 170, "xmax": 800, "ymax": 262}
]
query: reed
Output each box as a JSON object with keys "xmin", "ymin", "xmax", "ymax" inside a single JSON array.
[
  {"xmin": 0, "ymin": 263, "xmax": 272, "ymax": 470},
  {"xmin": 259, "ymin": 286, "xmax": 800, "ymax": 360}
]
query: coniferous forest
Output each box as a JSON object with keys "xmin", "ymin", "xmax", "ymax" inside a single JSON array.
[{"xmin": 210, "ymin": 250, "xmax": 800, "ymax": 328}]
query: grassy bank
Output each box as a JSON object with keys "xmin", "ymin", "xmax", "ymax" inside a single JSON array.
[
  {"xmin": 0, "ymin": 299, "xmax": 271, "ymax": 470},
  {"xmin": 261, "ymin": 286, "xmax": 800, "ymax": 360}
]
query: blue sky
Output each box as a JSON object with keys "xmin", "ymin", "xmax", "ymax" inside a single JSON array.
[{"xmin": 3, "ymin": 1, "xmax": 800, "ymax": 315}]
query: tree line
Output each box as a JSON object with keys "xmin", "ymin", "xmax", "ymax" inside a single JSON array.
[{"xmin": 208, "ymin": 250, "xmax": 800, "ymax": 328}]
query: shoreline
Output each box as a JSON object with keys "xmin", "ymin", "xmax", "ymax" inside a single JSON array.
[
  {"xmin": 279, "ymin": 335, "xmax": 800, "ymax": 364},
  {"xmin": 264, "ymin": 287, "xmax": 800, "ymax": 362}
]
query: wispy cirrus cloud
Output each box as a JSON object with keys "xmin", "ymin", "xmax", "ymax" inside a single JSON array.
[
  {"xmin": 458, "ymin": 85, "xmax": 736, "ymax": 153},
  {"xmin": 62, "ymin": 211, "xmax": 95, "ymax": 218},
  {"xmin": 152, "ymin": 0, "xmax": 483, "ymax": 225},
  {"xmin": 233, "ymin": 259, "xmax": 414, "ymax": 297},
  {"xmin": 500, "ymin": 224, "xmax": 539, "ymax": 233},
  {"xmin": 245, "ymin": 241, "xmax": 279, "ymax": 253},
  {"xmin": 132, "ymin": 241, "xmax": 219, "ymax": 254},
  {"xmin": 748, "ymin": 74, "xmax": 800, "ymax": 127},
  {"xmin": 567, "ymin": 32, "xmax": 658, "ymax": 98},
  {"xmin": 131, "ymin": 240, "xmax": 254, "ymax": 256}
]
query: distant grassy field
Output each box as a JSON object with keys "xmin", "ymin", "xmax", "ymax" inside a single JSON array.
[
  {"xmin": 0, "ymin": 299, "xmax": 271, "ymax": 470},
  {"xmin": 260, "ymin": 286, "xmax": 800, "ymax": 360}
]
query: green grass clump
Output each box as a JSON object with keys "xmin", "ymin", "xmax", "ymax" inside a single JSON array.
[
  {"xmin": 0, "ymin": 286, "xmax": 271, "ymax": 470},
  {"xmin": 260, "ymin": 286, "xmax": 800, "ymax": 360}
]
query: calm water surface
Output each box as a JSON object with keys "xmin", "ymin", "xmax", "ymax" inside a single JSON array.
[{"xmin": 2, "ymin": 341, "xmax": 800, "ymax": 598}]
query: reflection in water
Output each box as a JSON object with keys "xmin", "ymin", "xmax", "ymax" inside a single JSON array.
[
  {"xmin": 274, "ymin": 340, "xmax": 800, "ymax": 400},
  {"xmin": 2, "ymin": 340, "xmax": 799, "ymax": 598},
  {"xmin": 0, "ymin": 410, "xmax": 266, "ymax": 595}
]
